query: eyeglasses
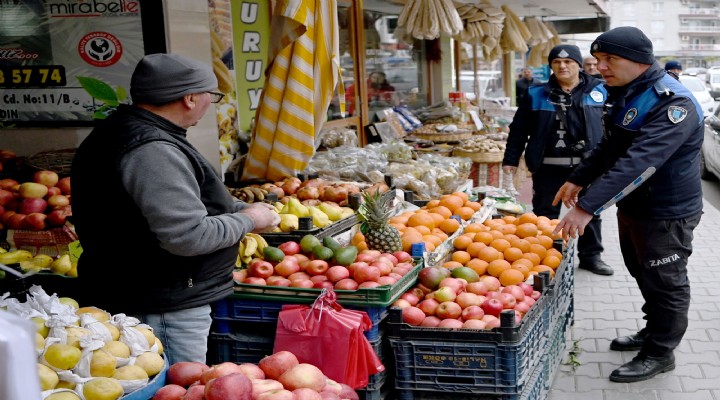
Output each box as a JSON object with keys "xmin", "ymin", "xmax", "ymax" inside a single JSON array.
[{"xmin": 208, "ymin": 91, "xmax": 225, "ymax": 103}]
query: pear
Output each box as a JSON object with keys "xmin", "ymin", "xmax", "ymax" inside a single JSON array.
[
  {"xmin": 318, "ymin": 202, "xmax": 343, "ymax": 221},
  {"xmin": 113, "ymin": 365, "xmax": 149, "ymax": 381},
  {"xmin": 50, "ymin": 254, "xmax": 72, "ymax": 275},
  {"xmin": 90, "ymin": 349, "xmax": 117, "ymax": 377},
  {"xmin": 102, "ymin": 340, "xmax": 130, "ymax": 359},
  {"xmin": 44, "ymin": 343, "xmax": 82, "ymax": 370},
  {"xmin": 308, "ymin": 206, "xmax": 331, "ymax": 228},
  {"xmin": 32, "ymin": 317, "xmax": 49, "ymax": 338},
  {"xmin": 46, "ymin": 392, "xmax": 81, "ymax": 400},
  {"xmin": 58, "ymin": 297, "xmax": 79, "ymax": 310},
  {"xmin": 83, "ymin": 377, "xmax": 124, "ymax": 400},
  {"xmin": 65, "ymin": 326, "xmax": 92, "ymax": 348},
  {"xmin": 134, "ymin": 351, "xmax": 165, "ymax": 377},
  {"xmin": 279, "ymin": 214, "xmax": 299, "ymax": 232},
  {"xmin": 38, "ymin": 363, "xmax": 59, "ymax": 390}
]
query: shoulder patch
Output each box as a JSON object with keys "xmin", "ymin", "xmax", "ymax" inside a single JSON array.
[
  {"xmin": 668, "ymin": 106, "xmax": 688, "ymax": 124},
  {"xmin": 622, "ymin": 108, "xmax": 638, "ymax": 126},
  {"xmin": 590, "ymin": 90, "xmax": 604, "ymax": 103}
]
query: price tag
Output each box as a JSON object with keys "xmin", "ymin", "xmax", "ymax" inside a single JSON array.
[
  {"xmin": 0, "ymin": 66, "xmax": 67, "ymax": 88},
  {"xmin": 67, "ymin": 240, "xmax": 83, "ymax": 264},
  {"xmin": 469, "ymin": 110, "xmax": 483, "ymax": 130}
]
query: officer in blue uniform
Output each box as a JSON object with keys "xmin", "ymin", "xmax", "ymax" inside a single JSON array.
[
  {"xmin": 665, "ymin": 60, "xmax": 682, "ymax": 80},
  {"xmin": 553, "ymin": 27, "xmax": 704, "ymax": 383},
  {"xmin": 503, "ymin": 44, "xmax": 612, "ymax": 275}
]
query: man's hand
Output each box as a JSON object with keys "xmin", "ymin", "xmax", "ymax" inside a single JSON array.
[
  {"xmin": 552, "ymin": 182, "xmax": 583, "ymax": 209},
  {"xmin": 552, "ymin": 207, "xmax": 593, "ymax": 241},
  {"xmin": 502, "ymin": 166, "xmax": 517, "ymax": 175},
  {"xmin": 239, "ymin": 203, "xmax": 281, "ymax": 233}
]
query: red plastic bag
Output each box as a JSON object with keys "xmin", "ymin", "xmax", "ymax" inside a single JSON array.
[{"xmin": 273, "ymin": 289, "xmax": 384, "ymax": 389}]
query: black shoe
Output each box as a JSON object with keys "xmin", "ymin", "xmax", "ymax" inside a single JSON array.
[
  {"xmin": 609, "ymin": 353, "xmax": 675, "ymax": 383},
  {"xmin": 578, "ymin": 258, "xmax": 614, "ymax": 275},
  {"xmin": 610, "ymin": 332, "xmax": 647, "ymax": 351}
]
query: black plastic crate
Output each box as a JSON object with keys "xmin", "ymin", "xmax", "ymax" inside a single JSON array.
[
  {"xmin": 259, "ymin": 213, "xmax": 358, "ymax": 247},
  {"xmin": 544, "ymin": 306, "xmax": 570, "ymax": 390},
  {"xmin": 206, "ymin": 323, "xmax": 276, "ymax": 365}
]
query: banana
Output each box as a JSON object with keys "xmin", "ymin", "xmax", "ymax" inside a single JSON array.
[
  {"xmin": 242, "ymin": 188, "xmax": 255, "ymax": 203},
  {"xmin": 246, "ymin": 233, "xmax": 268, "ymax": 258},
  {"xmin": 0, "ymin": 250, "xmax": 34, "ymax": 265},
  {"xmin": 0, "ymin": 247, "xmax": 7, "ymax": 254},
  {"xmin": 248, "ymin": 187, "xmax": 266, "ymax": 202},
  {"xmin": 238, "ymin": 240, "xmax": 246, "ymax": 264},
  {"xmin": 32, "ymin": 254, "xmax": 54, "ymax": 269},
  {"xmin": 243, "ymin": 236, "xmax": 258, "ymax": 258}
]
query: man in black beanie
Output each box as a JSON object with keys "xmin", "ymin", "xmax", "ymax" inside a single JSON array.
[
  {"xmin": 503, "ymin": 44, "xmax": 612, "ymax": 275},
  {"xmin": 552, "ymin": 26, "xmax": 704, "ymax": 383}
]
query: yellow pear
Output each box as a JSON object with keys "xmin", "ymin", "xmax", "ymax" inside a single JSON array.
[
  {"xmin": 33, "ymin": 254, "xmax": 55, "ymax": 269},
  {"xmin": 133, "ymin": 351, "xmax": 164, "ymax": 377},
  {"xmin": 58, "ymin": 297, "xmax": 79, "ymax": 309},
  {"xmin": 46, "ymin": 392, "xmax": 81, "ymax": 400},
  {"xmin": 76, "ymin": 306, "xmax": 110, "ymax": 323},
  {"xmin": 132, "ymin": 327, "xmax": 156, "ymax": 347},
  {"xmin": 65, "ymin": 326, "xmax": 92, "ymax": 348},
  {"xmin": 113, "ymin": 365, "xmax": 148, "ymax": 381},
  {"xmin": 90, "ymin": 349, "xmax": 117, "ymax": 377},
  {"xmin": 38, "ymin": 363, "xmax": 59, "ymax": 390},
  {"xmin": 318, "ymin": 202, "xmax": 343, "ymax": 221},
  {"xmin": 56, "ymin": 380, "xmax": 77, "ymax": 390},
  {"xmin": 66, "ymin": 261, "xmax": 78, "ymax": 277},
  {"xmin": 83, "ymin": 377, "xmax": 124, "ymax": 400},
  {"xmin": 50, "ymin": 254, "xmax": 72, "ymax": 275},
  {"xmin": 32, "ymin": 317, "xmax": 49, "ymax": 338},
  {"xmin": 102, "ymin": 341, "xmax": 130, "ymax": 359},
  {"xmin": 44, "ymin": 343, "xmax": 82, "ymax": 370},
  {"xmin": 103, "ymin": 322, "xmax": 120, "ymax": 341}
]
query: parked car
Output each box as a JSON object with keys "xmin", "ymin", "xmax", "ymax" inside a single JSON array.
[
  {"xmin": 701, "ymin": 106, "xmax": 720, "ymax": 180},
  {"xmin": 683, "ymin": 67, "xmax": 707, "ymax": 83},
  {"xmin": 707, "ymin": 67, "xmax": 720, "ymax": 99},
  {"xmin": 679, "ymin": 75, "xmax": 714, "ymax": 119}
]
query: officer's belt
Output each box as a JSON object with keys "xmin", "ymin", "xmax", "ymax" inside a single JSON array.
[{"xmin": 543, "ymin": 157, "xmax": 582, "ymax": 166}]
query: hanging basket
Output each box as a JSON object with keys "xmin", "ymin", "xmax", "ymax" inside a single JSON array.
[{"xmin": 23, "ymin": 148, "xmax": 76, "ymax": 177}]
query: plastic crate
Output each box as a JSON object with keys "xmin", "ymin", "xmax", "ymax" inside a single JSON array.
[
  {"xmin": 547, "ymin": 244, "xmax": 575, "ymax": 329},
  {"xmin": 207, "ymin": 325, "xmax": 276, "ymax": 365},
  {"xmin": 259, "ymin": 213, "xmax": 358, "ymax": 247},
  {"xmin": 232, "ymin": 261, "xmax": 422, "ymax": 307},
  {"xmin": 386, "ymin": 287, "xmax": 550, "ymax": 397},
  {"xmin": 544, "ymin": 306, "xmax": 570, "ymax": 390}
]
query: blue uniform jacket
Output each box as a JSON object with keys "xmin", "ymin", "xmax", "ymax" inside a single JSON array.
[
  {"xmin": 503, "ymin": 71, "xmax": 607, "ymax": 173},
  {"xmin": 569, "ymin": 64, "xmax": 704, "ymax": 220}
]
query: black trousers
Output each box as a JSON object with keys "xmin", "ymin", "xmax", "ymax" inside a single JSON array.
[
  {"xmin": 531, "ymin": 166, "xmax": 604, "ymax": 260},
  {"xmin": 617, "ymin": 210, "xmax": 702, "ymax": 357}
]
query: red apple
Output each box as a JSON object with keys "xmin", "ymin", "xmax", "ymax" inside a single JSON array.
[
  {"xmin": 439, "ymin": 277, "xmax": 465, "ymax": 294},
  {"xmin": 18, "ymin": 197, "xmax": 47, "ymax": 215},
  {"xmin": 338, "ymin": 383, "xmax": 359, "ymax": 400},
  {"xmin": 518, "ymin": 282, "xmax": 534, "ymax": 297},
  {"xmin": 400, "ymin": 292, "xmax": 420, "ymax": 306},
  {"xmin": 334, "ymin": 279, "xmax": 359, "ymax": 291},
  {"xmin": 313, "ymin": 280, "xmax": 335, "ymax": 290},
  {"xmin": 237, "ymin": 363, "xmax": 264, "ymax": 379},
  {"xmin": 257, "ymin": 389, "xmax": 294, "ymax": 400},
  {"xmin": 250, "ymin": 378, "xmax": 283, "ymax": 399},
  {"xmin": 244, "ymin": 277, "xmax": 268, "ymax": 285},
  {"xmin": 288, "ymin": 271, "xmax": 311, "ymax": 282},
  {"xmin": 258, "ymin": 350, "xmax": 299, "ymax": 380},
  {"xmin": 22, "ymin": 212, "xmax": 47, "ymax": 230},
  {"xmin": 6, "ymin": 213, "xmax": 26, "ymax": 229},
  {"xmin": 531, "ymin": 290, "xmax": 542, "ymax": 300},
  {"xmin": 322, "ymin": 380, "xmax": 343, "ymax": 395},
  {"xmin": 278, "ymin": 241, "xmax": 301, "ymax": 256},
  {"xmin": 274, "ymin": 257, "xmax": 301, "ymax": 277},
  {"xmin": 290, "ymin": 279, "xmax": 314, "ymax": 288},
  {"xmin": 293, "ymin": 254, "xmax": 310, "ymax": 267},
  {"xmin": 305, "ymin": 260, "xmax": 329, "ymax": 276},
  {"xmin": 200, "ymin": 362, "xmax": 245, "ymax": 385},
  {"xmin": 379, "ymin": 253, "xmax": 398, "ymax": 265},
  {"xmin": 182, "ymin": 385, "xmax": 206, "ymax": 400},
  {"xmin": 461, "ymin": 305, "xmax": 485, "ymax": 321},
  {"xmin": 353, "ymin": 265, "xmax": 380, "ymax": 283},
  {"xmin": 501, "ymin": 285, "xmax": 526, "ymax": 302},
  {"xmin": 232, "ymin": 269, "xmax": 248, "ymax": 282},
  {"xmin": 309, "ymin": 274, "xmax": 328, "ymax": 284},
  {"xmin": 358, "ymin": 281, "xmax": 381, "ymax": 289},
  {"xmin": 480, "ymin": 298, "xmax": 504, "ymax": 317},
  {"xmin": 45, "ymin": 186, "xmax": 62, "ymax": 197},
  {"xmin": 248, "ymin": 260, "xmax": 274, "ymax": 279},
  {"xmin": 392, "ymin": 299, "xmax": 412, "ymax": 309},
  {"xmin": 18, "ymin": 182, "xmax": 48, "ymax": 199},
  {"xmin": 420, "ymin": 316, "xmax": 442, "ymax": 327},
  {"xmin": 0, "ymin": 210, "xmax": 16, "ymax": 225},
  {"xmin": 354, "ymin": 253, "xmax": 377, "ymax": 264},
  {"xmin": 401, "ymin": 306, "xmax": 426, "ymax": 326},
  {"xmin": 0, "ymin": 189, "xmax": 13, "ymax": 206},
  {"xmin": 465, "ymin": 281, "xmax": 490, "ymax": 296},
  {"xmin": 483, "ymin": 314, "xmax": 501, "ymax": 329},
  {"xmin": 432, "ymin": 286, "xmax": 457, "ymax": 303},
  {"xmin": 462, "ymin": 319, "xmax": 487, "ymax": 330},
  {"xmin": 369, "ymin": 260, "xmax": 392, "ymax": 276},
  {"xmin": 57, "ymin": 177, "xmax": 71, "ymax": 195},
  {"xmin": 326, "ymin": 266, "xmax": 350, "ymax": 283},
  {"xmin": 436, "ymin": 301, "xmax": 462, "ymax": 320},
  {"xmin": 523, "ymin": 297, "xmax": 536, "ymax": 308},
  {"xmin": 46, "ymin": 194, "xmax": 70, "ymax": 208},
  {"xmin": 267, "ymin": 277, "xmax": 292, "ymax": 287},
  {"xmin": 152, "ymin": 383, "xmax": 186, "ymax": 400},
  {"xmin": 204, "ymin": 372, "xmax": 253, "ymax": 400},
  {"xmin": 376, "ymin": 276, "xmax": 397, "ymax": 286},
  {"xmin": 33, "ymin": 170, "xmax": 59, "ymax": 187},
  {"xmin": 455, "ymin": 292, "xmax": 481, "ymax": 309},
  {"xmin": 438, "ymin": 318, "xmax": 464, "ymax": 329},
  {"xmin": 417, "ymin": 298, "xmax": 440, "ymax": 316},
  {"xmin": 392, "ymin": 250, "xmax": 413, "ymax": 263},
  {"xmin": 347, "ymin": 261, "xmax": 368, "ymax": 276},
  {"xmin": 514, "ymin": 301, "xmax": 531, "ymax": 315},
  {"xmin": 479, "ymin": 276, "xmax": 501, "ymax": 291},
  {"xmin": 278, "ymin": 363, "xmax": 327, "ymax": 392},
  {"xmin": 167, "ymin": 361, "xmax": 210, "ymax": 387},
  {"xmin": 0, "ymin": 179, "xmax": 18, "ymax": 191},
  {"xmin": 498, "ymin": 293, "xmax": 517, "ymax": 309},
  {"xmin": 293, "ymin": 388, "xmax": 323, "ymax": 400}
]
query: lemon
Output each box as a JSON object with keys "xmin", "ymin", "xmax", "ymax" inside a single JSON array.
[
  {"xmin": 83, "ymin": 377, "xmax": 123, "ymax": 400},
  {"xmin": 44, "ymin": 343, "xmax": 82, "ymax": 370}
]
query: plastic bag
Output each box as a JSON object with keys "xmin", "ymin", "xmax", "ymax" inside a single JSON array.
[{"xmin": 273, "ymin": 289, "xmax": 384, "ymax": 388}]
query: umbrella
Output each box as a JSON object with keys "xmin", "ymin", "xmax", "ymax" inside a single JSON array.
[{"xmin": 242, "ymin": 0, "xmax": 343, "ymax": 181}]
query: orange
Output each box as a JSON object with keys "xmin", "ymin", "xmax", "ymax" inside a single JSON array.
[
  {"xmin": 518, "ymin": 212, "xmax": 539, "ymax": 225},
  {"xmin": 532, "ymin": 264, "xmax": 555, "ymax": 278},
  {"xmin": 512, "ymin": 258, "xmax": 535, "ymax": 270},
  {"xmin": 389, "ymin": 216, "xmax": 409, "ymax": 225},
  {"xmin": 439, "ymin": 195, "xmax": 465, "ymax": 213},
  {"xmin": 466, "ymin": 258, "xmax": 489, "ymax": 275},
  {"xmin": 429, "ymin": 206, "xmax": 452, "ymax": 219},
  {"xmin": 502, "ymin": 215, "xmax": 518, "ymax": 224},
  {"xmin": 499, "ymin": 268, "xmax": 525, "ymax": 286},
  {"xmin": 401, "ymin": 231, "xmax": 424, "ymax": 252},
  {"xmin": 504, "ymin": 234, "xmax": 520, "ymax": 242},
  {"xmin": 473, "ymin": 231, "xmax": 494, "ymax": 245},
  {"xmin": 536, "ymin": 215, "xmax": 551, "ymax": 225},
  {"xmin": 478, "ymin": 246, "xmax": 502, "ymax": 263},
  {"xmin": 512, "ymin": 264, "xmax": 531, "ymax": 279},
  {"xmin": 451, "ymin": 250, "xmax": 471, "ymax": 265},
  {"xmin": 510, "ymin": 238, "xmax": 532, "ymax": 253},
  {"xmin": 489, "ymin": 238, "xmax": 511, "ymax": 253},
  {"xmin": 546, "ymin": 248, "xmax": 563, "ymax": 260},
  {"xmin": 424, "ymin": 241, "xmax": 436, "ymax": 252},
  {"xmin": 356, "ymin": 241, "xmax": 368, "ymax": 251},
  {"xmin": 523, "ymin": 252, "xmax": 542, "ymax": 266},
  {"xmin": 489, "ymin": 229, "xmax": 505, "ymax": 240},
  {"xmin": 466, "ymin": 242, "xmax": 488, "ymax": 258},
  {"xmin": 464, "ymin": 201, "xmax": 482, "ymax": 211},
  {"xmin": 428, "ymin": 212, "xmax": 445, "ymax": 227},
  {"xmin": 455, "ymin": 207, "xmax": 476, "ymax": 221},
  {"xmin": 389, "ymin": 223, "xmax": 406, "ymax": 232},
  {"xmin": 407, "ymin": 213, "xmax": 435, "ymax": 230},
  {"xmin": 525, "ymin": 236, "xmax": 540, "ymax": 245},
  {"xmin": 503, "ymin": 247, "xmax": 525, "ymax": 263},
  {"xmin": 487, "ymin": 259, "xmax": 512, "ymax": 277},
  {"xmin": 542, "ymin": 254, "xmax": 562, "ymax": 270},
  {"xmin": 451, "ymin": 191, "xmax": 469, "ymax": 203},
  {"xmin": 414, "ymin": 225, "xmax": 431, "ymax": 235},
  {"xmin": 465, "ymin": 223, "xmax": 485, "ymax": 234},
  {"xmin": 439, "ymin": 218, "xmax": 461, "ymax": 234},
  {"xmin": 423, "ymin": 234, "xmax": 443, "ymax": 247},
  {"xmin": 516, "ymin": 223, "xmax": 539, "ymax": 239},
  {"xmin": 453, "ymin": 235, "xmax": 473, "ymax": 250},
  {"xmin": 537, "ymin": 235, "xmax": 554, "ymax": 250},
  {"xmin": 498, "ymin": 224, "xmax": 517, "ymax": 235},
  {"xmin": 352, "ymin": 231, "xmax": 365, "ymax": 246},
  {"xmin": 529, "ymin": 243, "xmax": 547, "ymax": 260},
  {"xmin": 431, "ymin": 229, "xmax": 449, "ymax": 242},
  {"xmin": 443, "ymin": 260, "xmax": 464, "ymax": 269},
  {"xmin": 425, "ymin": 199, "xmax": 441, "ymax": 208}
]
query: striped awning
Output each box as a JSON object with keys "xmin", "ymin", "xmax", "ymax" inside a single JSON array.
[{"xmin": 242, "ymin": 0, "xmax": 342, "ymax": 181}]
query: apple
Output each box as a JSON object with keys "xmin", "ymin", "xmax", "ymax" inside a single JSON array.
[
  {"xmin": 323, "ymin": 380, "xmax": 343, "ymax": 395},
  {"xmin": 518, "ymin": 282, "xmax": 534, "ymax": 297},
  {"xmin": 232, "ymin": 269, "xmax": 248, "ymax": 282},
  {"xmin": 369, "ymin": 260, "xmax": 392, "ymax": 276},
  {"xmin": 501, "ymin": 285, "xmax": 526, "ymax": 302},
  {"xmin": 401, "ymin": 306, "xmax": 426, "ymax": 326},
  {"xmin": 334, "ymin": 279, "xmax": 359, "ymax": 290},
  {"xmin": 278, "ymin": 363, "xmax": 327, "ymax": 392},
  {"xmin": 338, "ymin": 383, "xmax": 359, "ymax": 400},
  {"xmin": 461, "ymin": 305, "xmax": 485, "ymax": 321},
  {"xmin": 480, "ymin": 276, "xmax": 501, "ymax": 291},
  {"xmin": 531, "ymin": 290, "xmax": 542, "ymax": 300},
  {"xmin": 392, "ymin": 250, "xmax": 413, "ymax": 263},
  {"xmin": 436, "ymin": 301, "xmax": 462, "ymax": 320},
  {"xmin": 455, "ymin": 292, "xmax": 481, "ymax": 309},
  {"xmin": 522, "ymin": 297, "xmax": 536, "ymax": 308},
  {"xmin": 244, "ymin": 277, "xmax": 268, "ymax": 285},
  {"xmin": 250, "ymin": 378, "xmax": 283, "ymax": 399},
  {"xmin": 167, "ymin": 361, "xmax": 210, "ymax": 387},
  {"xmin": 438, "ymin": 318, "xmax": 464, "ymax": 329},
  {"xmin": 0, "ymin": 179, "xmax": 18, "ymax": 191},
  {"xmin": 498, "ymin": 293, "xmax": 517, "ymax": 309},
  {"xmin": 347, "ymin": 261, "xmax": 368, "ymax": 276},
  {"xmin": 305, "ymin": 260, "xmax": 329, "ymax": 276},
  {"xmin": 376, "ymin": 276, "xmax": 397, "ymax": 286},
  {"xmin": 274, "ymin": 257, "xmax": 301, "ymax": 277},
  {"xmin": 46, "ymin": 194, "xmax": 70, "ymax": 208},
  {"xmin": 483, "ymin": 315, "xmax": 501, "ymax": 329},
  {"xmin": 257, "ymin": 389, "xmax": 295, "ymax": 400},
  {"xmin": 353, "ymin": 265, "xmax": 380, "ymax": 283},
  {"xmin": 378, "ymin": 253, "xmax": 398, "ymax": 265},
  {"xmin": 57, "ymin": 177, "xmax": 71, "ymax": 195},
  {"xmin": 278, "ymin": 241, "xmax": 301, "ymax": 255},
  {"xmin": 418, "ymin": 267, "xmax": 451, "ymax": 290},
  {"xmin": 183, "ymin": 385, "xmax": 206, "ymax": 400},
  {"xmin": 514, "ymin": 301, "xmax": 531, "ymax": 315},
  {"xmin": 237, "ymin": 363, "xmax": 265, "ymax": 379},
  {"xmin": 290, "ymin": 279, "xmax": 314, "ymax": 288},
  {"xmin": 258, "ymin": 350, "xmax": 299, "ymax": 380},
  {"xmin": 18, "ymin": 182, "xmax": 48, "ymax": 199},
  {"xmin": 204, "ymin": 372, "xmax": 253, "ymax": 400},
  {"xmin": 354, "ymin": 253, "xmax": 376, "ymax": 264},
  {"xmin": 200, "ymin": 362, "xmax": 246, "ymax": 385},
  {"xmin": 18, "ymin": 197, "xmax": 47, "ymax": 215},
  {"xmin": 152, "ymin": 383, "xmax": 187, "ymax": 400},
  {"xmin": 417, "ymin": 298, "xmax": 440, "ymax": 316},
  {"xmin": 432, "ymin": 286, "xmax": 457, "ymax": 303},
  {"xmin": 0, "ymin": 189, "xmax": 14, "ymax": 206},
  {"xmin": 409, "ymin": 288, "xmax": 426, "ymax": 300},
  {"xmin": 313, "ymin": 280, "xmax": 335, "ymax": 290},
  {"xmin": 387, "ymin": 272, "xmax": 403, "ymax": 281},
  {"xmin": 439, "ymin": 277, "xmax": 465, "ymax": 294},
  {"xmin": 6, "ymin": 213, "xmax": 26, "ymax": 229},
  {"xmin": 288, "ymin": 271, "xmax": 311, "ymax": 282},
  {"xmin": 326, "ymin": 266, "xmax": 350, "ymax": 283},
  {"xmin": 392, "ymin": 299, "xmax": 412, "ymax": 309},
  {"xmin": 33, "ymin": 170, "xmax": 59, "ymax": 188},
  {"xmin": 358, "ymin": 281, "xmax": 381, "ymax": 288},
  {"xmin": 267, "ymin": 277, "xmax": 292, "ymax": 287},
  {"xmin": 309, "ymin": 274, "xmax": 329, "ymax": 284},
  {"xmin": 45, "ymin": 186, "xmax": 62, "ymax": 197},
  {"xmin": 400, "ymin": 292, "xmax": 420, "ymax": 306},
  {"xmin": 22, "ymin": 212, "xmax": 47, "ymax": 230},
  {"xmin": 462, "ymin": 319, "xmax": 487, "ymax": 330},
  {"xmin": 293, "ymin": 388, "xmax": 323, "ymax": 400},
  {"xmin": 420, "ymin": 316, "xmax": 442, "ymax": 327},
  {"xmin": 293, "ymin": 254, "xmax": 310, "ymax": 267},
  {"xmin": 248, "ymin": 260, "xmax": 274, "ymax": 279},
  {"xmin": 480, "ymin": 298, "xmax": 504, "ymax": 317}
]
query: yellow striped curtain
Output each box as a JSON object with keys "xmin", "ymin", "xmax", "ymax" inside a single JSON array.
[{"xmin": 242, "ymin": 0, "xmax": 341, "ymax": 181}]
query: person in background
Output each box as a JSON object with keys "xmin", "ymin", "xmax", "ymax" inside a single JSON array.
[
  {"xmin": 346, "ymin": 71, "xmax": 396, "ymax": 115},
  {"xmin": 503, "ymin": 44, "xmax": 612, "ymax": 276},
  {"xmin": 665, "ymin": 60, "xmax": 683, "ymax": 80},
  {"xmin": 553, "ymin": 26, "xmax": 703, "ymax": 383},
  {"xmin": 583, "ymin": 55, "xmax": 604, "ymax": 79},
  {"xmin": 515, "ymin": 67, "xmax": 541, "ymax": 106},
  {"xmin": 71, "ymin": 53, "xmax": 280, "ymax": 364}
]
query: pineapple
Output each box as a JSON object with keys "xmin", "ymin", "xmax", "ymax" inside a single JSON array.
[{"xmin": 358, "ymin": 190, "xmax": 402, "ymax": 253}]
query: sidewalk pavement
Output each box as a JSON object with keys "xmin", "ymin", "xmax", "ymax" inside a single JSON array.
[{"xmin": 547, "ymin": 200, "xmax": 720, "ymax": 399}]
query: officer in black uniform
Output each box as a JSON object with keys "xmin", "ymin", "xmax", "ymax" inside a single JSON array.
[
  {"xmin": 553, "ymin": 27, "xmax": 704, "ymax": 383},
  {"xmin": 665, "ymin": 60, "xmax": 682, "ymax": 80},
  {"xmin": 503, "ymin": 44, "xmax": 613, "ymax": 275}
]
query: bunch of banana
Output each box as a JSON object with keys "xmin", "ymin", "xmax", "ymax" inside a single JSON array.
[
  {"xmin": 227, "ymin": 186, "xmax": 269, "ymax": 203},
  {"xmin": 0, "ymin": 249, "xmax": 34, "ymax": 265},
  {"xmin": 19, "ymin": 254, "xmax": 55, "ymax": 272},
  {"xmin": 236, "ymin": 232, "xmax": 269, "ymax": 266}
]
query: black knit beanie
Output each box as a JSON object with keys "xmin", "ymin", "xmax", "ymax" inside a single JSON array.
[
  {"xmin": 548, "ymin": 45, "xmax": 583, "ymax": 67},
  {"xmin": 591, "ymin": 26, "xmax": 655, "ymax": 65}
]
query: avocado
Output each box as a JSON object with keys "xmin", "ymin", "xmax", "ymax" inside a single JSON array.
[
  {"xmin": 333, "ymin": 245, "xmax": 358, "ymax": 266},
  {"xmin": 313, "ymin": 245, "xmax": 335, "ymax": 261},
  {"xmin": 322, "ymin": 236, "xmax": 342, "ymax": 252},
  {"xmin": 300, "ymin": 235, "xmax": 322, "ymax": 254},
  {"xmin": 262, "ymin": 246, "xmax": 285, "ymax": 262}
]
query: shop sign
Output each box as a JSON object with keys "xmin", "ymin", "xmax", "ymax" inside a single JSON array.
[{"xmin": 0, "ymin": 0, "xmax": 146, "ymax": 125}]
